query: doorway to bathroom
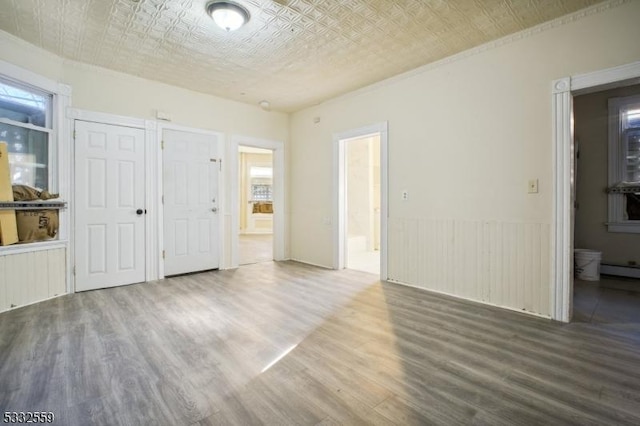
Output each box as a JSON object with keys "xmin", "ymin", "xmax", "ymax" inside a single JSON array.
[
  {"xmin": 571, "ymin": 83, "xmax": 640, "ymax": 323},
  {"xmin": 345, "ymin": 134, "xmax": 380, "ymax": 274},
  {"xmin": 334, "ymin": 122, "xmax": 388, "ymax": 278}
]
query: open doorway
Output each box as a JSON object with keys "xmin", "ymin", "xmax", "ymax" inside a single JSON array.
[
  {"xmin": 229, "ymin": 135, "xmax": 285, "ymax": 269},
  {"xmin": 238, "ymin": 145, "xmax": 273, "ymax": 265},
  {"xmin": 334, "ymin": 122, "xmax": 388, "ymax": 278},
  {"xmin": 572, "ymin": 84, "xmax": 640, "ymax": 323},
  {"xmin": 345, "ymin": 135, "xmax": 381, "ymax": 274},
  {"xmin": 552, "ymin": 62, "xmax": 640, "ymax": 323}
]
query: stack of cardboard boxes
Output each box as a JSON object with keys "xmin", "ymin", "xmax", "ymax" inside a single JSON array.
[
  {"xmin": 0, "ymin": 142, "xmax": 59, "ymax": 245},
  {"xmin": 0, "ymin": 142, "xmax": 19, "ymax": 246}
]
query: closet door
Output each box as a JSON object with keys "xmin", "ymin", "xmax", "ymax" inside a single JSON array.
[{"xmin": 75, "ymin": 121, "xmax": 146, "ymax": 291}]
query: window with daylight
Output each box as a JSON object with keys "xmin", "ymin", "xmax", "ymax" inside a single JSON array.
[
  {"xmin": 607, "ymin": 94, "xmax": 640, "ymax": 232},
  {"xmin": 250, "ymin": 166, "xmax": 273, "ymax": 201},
  {"xmin": 0, "ymin": 77, "xmax": 54, "ymax": 191},
  {"xmin": 251, "ymin": 184, "xmax": 272, "ymax": 201}
]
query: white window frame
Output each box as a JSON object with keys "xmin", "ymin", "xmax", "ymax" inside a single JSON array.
[
  {"xmin": 0, "ymin": 59, "xmax": 71, "ymax": 256},
  {"xmin": 607, "ymin": 94, "xmax": 640, "ymax": 233},
  {"xmin": 0, "ymin": 78, "xmax": 55, "ymax": 191}
]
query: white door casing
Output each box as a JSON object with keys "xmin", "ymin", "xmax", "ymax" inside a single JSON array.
[
  {"xmin": 333, "ymin": 122, "xmax": 389, "ymax": 279},
  {"xmin": 75, "ymin": 121, "xmax": 146, "ymax": 291},
  {"xmin": 552, "ymin": 61, "xmax": 640, "ymax": 322},
  {"xmin": 163, "ymin": 129, "xmax": 220, "ymax": 276},
  {"xmin": 229, "ymin": 136, "xmax": 285, "ymax": 268}
]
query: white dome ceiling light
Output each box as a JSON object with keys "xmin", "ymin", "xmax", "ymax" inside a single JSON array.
[{"xmin": 206, "ymin": 1, "xmax": 250, "ymax": 32}]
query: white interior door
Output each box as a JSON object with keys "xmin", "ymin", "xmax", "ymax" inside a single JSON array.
[
  {"xmin": 163, "ymin": 129, "xmax": 219, "ymax": 276},
  {"xmin": 75, "ymin": 121, "xmax": 146, "ymax": 291}
]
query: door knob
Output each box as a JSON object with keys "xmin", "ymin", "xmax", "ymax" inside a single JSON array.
[
  {"xmin": 211, "ymin": 207, "xmax": 218, "ymax": 213},
  {"xmin": 136, "ymin": 209, "xmax": 143, "ymax": 215}
]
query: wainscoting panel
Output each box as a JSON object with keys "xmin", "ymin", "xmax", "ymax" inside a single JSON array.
[
  {"xmin": 0, "ymin": 248, "xmax": 66, "ymax": 312},
  {"xmin": 388, "ymin": 218, "xmax": 551, "ymax": 317}
]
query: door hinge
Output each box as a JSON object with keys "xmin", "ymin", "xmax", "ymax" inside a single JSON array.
[
  {"xmin": 162, "ymin": 250, "xmax": 165, "ymax": 259},
  {"xmin": 161, "ymin": 140, "xmax": 164, "ymax": 150},
  {"xmin": 162, "ymin": 195, "xmax": 164, "ymax": 204},
  {"xmin": 73, "ymin": 130, "xmax": 76, "ymax": 140},
  {"xmin": 219, "ymin": 159, "xmax": 222, "ymax": 171},
  {"xmin": 72, "ymin": 266, "xmax": 76, "ymax": 275}
]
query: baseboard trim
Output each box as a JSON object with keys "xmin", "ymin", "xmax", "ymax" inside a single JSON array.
[
  {"xmin": 601, "ymin": 264, "xmax": 640, "ymax": 279},
  {"xmin": 387, "ymin": 279, "xmax": 552, "ymax": 320},
  {"xmin": 289, "ymin": 258, "xmax": 334, "ymax": 270}
]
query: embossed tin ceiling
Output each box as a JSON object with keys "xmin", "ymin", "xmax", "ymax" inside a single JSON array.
[{"xmin": 0, "ymin": 0, "xmax": 602, "ymax": 112}]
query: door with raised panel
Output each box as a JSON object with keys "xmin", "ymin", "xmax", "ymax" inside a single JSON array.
[
  {"xmin": 163, "ymin": 129, "xmax": 219, "ymax": 276},
  {"xmin": 75, "ymin": 121, "xmax": 146, "ymax": 291}
]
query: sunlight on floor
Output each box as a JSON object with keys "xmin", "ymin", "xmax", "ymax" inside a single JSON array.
[{"xmin": 348, "ymin": 249, "xmax": 380, "ymax": 275}]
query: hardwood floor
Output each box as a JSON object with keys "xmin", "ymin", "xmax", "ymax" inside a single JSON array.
[
  {"xmin": 1, "ymin": 261, "xmax": 640, "ymax": 425},
  {"xmin": 239, "ymin": 234, "xmax": 273, "ymax": 265}
]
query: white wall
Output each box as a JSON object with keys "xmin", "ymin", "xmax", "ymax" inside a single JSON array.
[
  {"xmin": 290, "ymin": 1, "xmax": 640, "ymax": 317},
  {"xmin": 64, "ymin": 62, "xmax": 288, "ymax": 141},
  {"xmin": 346, "ymin": 135, "xmax": 380, "ymax": 251},
  {"xmin": 0, "ymin": 31, "xmax": 289, "ymax": 142},
  {"xmin": 347, "ymin": 137, "xmax": 372, "ymax": 240},
  {"xmin": 0, "ymin": 32, "xmax": 64, "ymax": 82},
  {"xmin": 0, "ymin": 247, "xmax": 66, "ymax": 313},
  {"xmin": 0, "ymin": 29, "xmax": 290, "ymax": 300}
]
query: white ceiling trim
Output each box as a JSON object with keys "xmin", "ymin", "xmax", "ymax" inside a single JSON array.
[
  {"xmin": 314, "ymin": 0, "xmax": 629, "ymax": 112},
  {"xmin": 0, "ymin": 29, "xmax": 63, "ymax": 66},
  {"xmin": 0, "ymin": 0, "xmax": 621, "ymax": 113}
]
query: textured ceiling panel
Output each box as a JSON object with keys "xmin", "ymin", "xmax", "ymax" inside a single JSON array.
[{"xmin": 0, "ymin": 0, "xmax": 604, "ymax": 111}]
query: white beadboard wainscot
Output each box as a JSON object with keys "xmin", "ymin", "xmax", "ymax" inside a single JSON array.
[
  {"xmin": 388, "ymin": 218, "xmax": 551, "ymax": 317},
  {"xmin": 0, "ymin": 247, "xmax": 66, "ymax": 312}
]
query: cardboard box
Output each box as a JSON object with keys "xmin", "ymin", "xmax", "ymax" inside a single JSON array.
[
  {"xmin": 16, "ymin": 210, "xmax": 58, "ymax": 243},
  {"xmin": 0, "ymin": 142, "xmax": 18, "ymax": 246}
]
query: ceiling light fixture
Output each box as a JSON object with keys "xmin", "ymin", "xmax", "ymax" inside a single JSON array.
[{"xmin": 206, "ymin": 1, "xmax": 250, "ymax": 32}]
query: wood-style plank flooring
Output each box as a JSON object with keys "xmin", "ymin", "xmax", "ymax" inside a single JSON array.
[
  {"xmin": 1, "ymin": 261, "xmax": 640, "ymax": 425},
  {"xmin": 239, "ymin": 234, "xmax": 273, "ymax": 265}
]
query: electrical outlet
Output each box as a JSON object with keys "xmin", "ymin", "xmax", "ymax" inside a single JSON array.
[
  {"xmin": 528, "ymin": 179, "xmax": 539, "ymax": 194},
  {"xmin": 401, "ymin": 190, "xmax": 409, "ymax": 201}
]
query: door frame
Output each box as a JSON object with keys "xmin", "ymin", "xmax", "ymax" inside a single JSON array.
[
  {"xmin": 157, "ymin": 122, "xmax": 225, "ymax": 278},
  {"xmin": 333, "ymin": 122, "xmax": 389, "ymax": 279},
  {"xmin": 67, "ymin": 108, "xmax": 158, "ymax": 291},
  {"xmin": 552, "ymin": 60, "xmax": 640, "ymax": 322},
  {"xmin": 229, "ymin": 135, "xmax": 285, "ymax": 268}
]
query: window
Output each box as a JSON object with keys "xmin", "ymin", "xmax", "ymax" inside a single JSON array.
[
  {"xmin": 607, "ymin": 95, "xmax": 640, "ymax": 232},
  {"xmin": 249, "ymin": 166, "xmax": 273, "ymax": 201},
  {"xmin": 251, "ymin": 184, "xmax": 272, "ymax": 201},
  {"xmin": 0, "ymin": 77, "xmax": 54, "ymax": 191}
]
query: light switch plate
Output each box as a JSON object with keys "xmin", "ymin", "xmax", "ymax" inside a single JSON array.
[{"xmin": 528, "ymin": 179, "xmax": 539, "ymax": 193}]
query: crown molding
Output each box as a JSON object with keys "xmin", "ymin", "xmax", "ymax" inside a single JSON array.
[
  {"xmin": 313, "ymin": 0, "xmax": 630, "ymax": 112},
  {"xmin": 0, "ymin": 29, "xmax": 63, "ymax": 66}
]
